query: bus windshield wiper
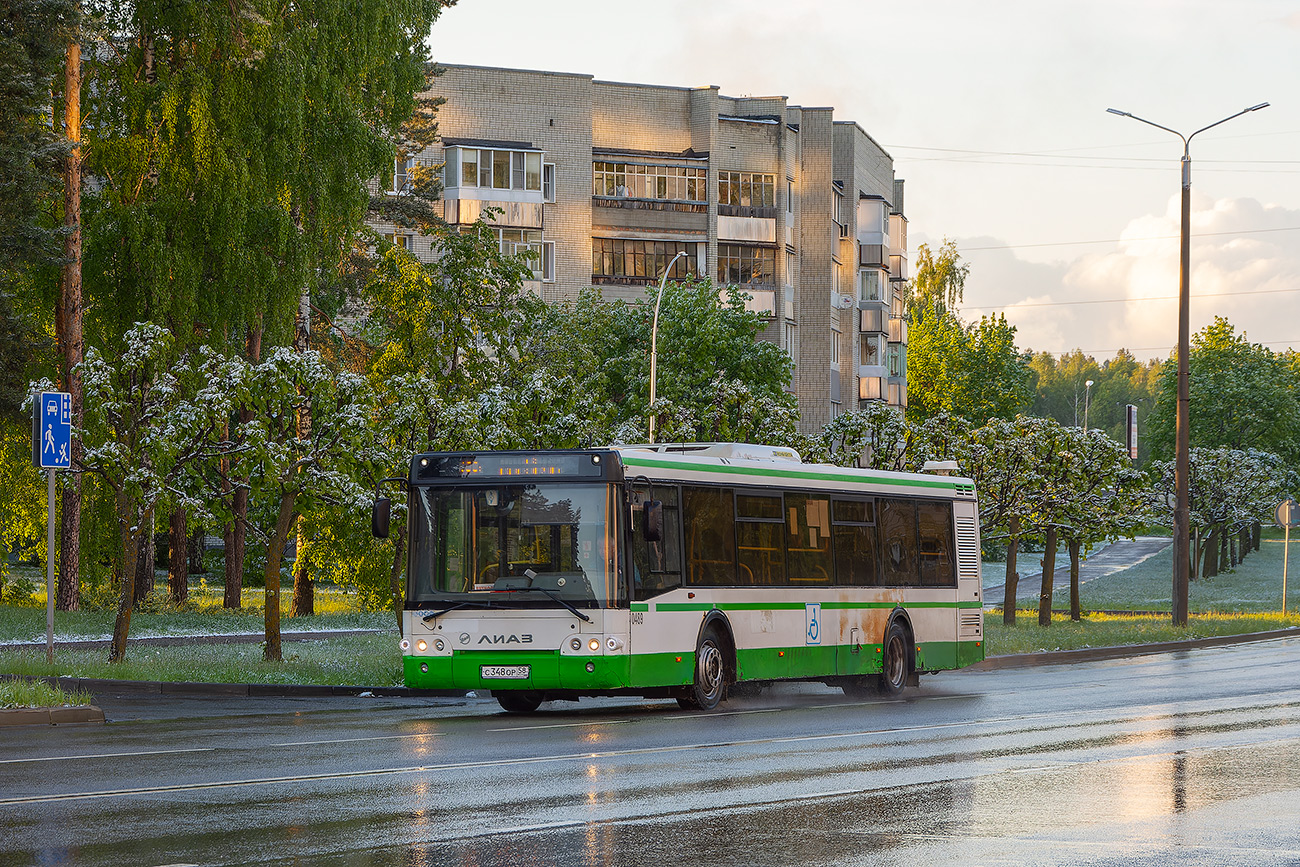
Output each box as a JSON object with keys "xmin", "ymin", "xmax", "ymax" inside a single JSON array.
[
  {"xmin": 422, "ymin": 600, "xmax": 500, "ymax": 623},
  {"xmin": 509, "ymin": 586, "xmax": 593, "ymax": 623},
  {"xmin": 510, "ymin": 570, "xmax": 593, "ymax": 622}
]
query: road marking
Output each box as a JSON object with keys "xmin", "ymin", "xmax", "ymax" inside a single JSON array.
[
  {"xmin": 0, "ymin": 747, "xmax": 215, "ymax": 765},
  {"xmin": 271, "ymin": 733, "xmax": 440, "ymax": 747}
]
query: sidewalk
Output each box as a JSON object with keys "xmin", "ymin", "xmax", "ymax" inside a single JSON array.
[{"xmin": 984, "ymin": 535, "xmax": 1172, "ymax": 610}]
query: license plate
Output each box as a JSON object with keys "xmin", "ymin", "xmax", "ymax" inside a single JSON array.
[{"xmin": 481, "ymin": 665, "xmax": 530, "ymax": 680}]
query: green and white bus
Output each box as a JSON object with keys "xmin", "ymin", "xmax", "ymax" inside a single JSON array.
[{"xmin": 373, "ymin": 443, "xmax": 984, "ymax": 713}]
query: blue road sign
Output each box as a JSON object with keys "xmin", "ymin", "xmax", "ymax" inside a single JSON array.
[{"xmin": 32, "ymin": 391, "xmax": 72, "ymax": 469}]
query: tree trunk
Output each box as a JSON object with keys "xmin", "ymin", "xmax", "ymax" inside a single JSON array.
[
  {"xmin": 1068, "ymin": 538, "xmax": 1082, "ymax": 621},
  {"xmin": 263, "ymin": 489, "xmax": 297, "ymax": 662},
  {"xmin": 1229, "ymin": 531, "xmax": 1239, "ymax": 568},
  {"xmin": 290, "ymin": 528, "xmax": 313, "ymax": 617},
  {"xmin": 389, "ymin": 533, "xmax": 407, "ymax": 634},
  {"xmin": 55, "ymin": 36, "xmax": 83, "ymax": 613},
  {"xmin": 225, "ymin": 325, "xmax": 262, "ymax": 609},
  {"xmin": 1203, "ymin": 527, "xmax": 1218, "ymax": 578},
  {"xmin": 1219, "ymin": 528, "xmax": 1229, "ymax": 574},
  {"xmin": 1037, "ymin": 527, "xmax": 1058, "ymax": 627},
  {"xmin": 168, "ymin": 505, "xmax": 188, "ymax": 605},
  {"xmin": 188, "ymin": 529, "xmax": 205, "ymax": 574},
  {"xmin": 110, "ymin": 492, "xmax": 140, "ymax": 663},
  {"xmin": 1002, "ymin": 517, "xmax": 1020, "ymax": 626},
  {"xmin": 132, "ymin": 507, "xmax": 155, "ymax": 606},
  {"xmin": 1253, "ymin": 522, "xmax": 1261, "ymax": 552}
]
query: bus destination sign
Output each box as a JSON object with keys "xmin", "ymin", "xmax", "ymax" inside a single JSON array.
[{"xmin": 418, "ymin": 453, "xmax": 606, "ymax": 479}]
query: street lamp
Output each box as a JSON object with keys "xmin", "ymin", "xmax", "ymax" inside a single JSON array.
[
  {"xmin": 649, "ymin": 250, "xmax": 688, "ymax": 444},
  {"xmin": 1107, "ymin": 101, "xmax": 1269, "ymax": 627},
  {"xmin": 1084, "ymin": 380, "xmax": 1094, "ymax": 430}
]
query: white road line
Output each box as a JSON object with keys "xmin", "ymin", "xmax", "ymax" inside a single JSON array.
[
  {"xmin": 270, "ymin": 733, "xmax": 441, "ymax": 746},
  {"xmin": 0, "ymin": 747, "xmax": 215, "ymax": 765}
]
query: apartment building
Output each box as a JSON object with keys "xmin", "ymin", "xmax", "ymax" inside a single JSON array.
[{"xmin": 376, "ymin": 64, "xmax": 910, "ymax": 433}]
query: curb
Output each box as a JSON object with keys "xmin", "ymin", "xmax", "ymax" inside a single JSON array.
[
  {"xmin": 970, "ymin": 626, "xmax": 1300, "ymax": 670},
  {"xmin": 0, "ymin": 705, "xmax": 105, "ymax": 727}
]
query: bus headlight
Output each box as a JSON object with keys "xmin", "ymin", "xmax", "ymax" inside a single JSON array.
[
  {"xmin": 416, "ymin": 639, "xmax": 427, "ymax": 652},
  {"xmin": 399, "ymin": 638, "xmax": 410, "ymax": 652},
  {"xmin": 606, "ymin": 637, "xmax": 624, "ymax": 652},
  {"xmin": 570, "ymin": 638, "xmax": 582, "ymax": 651},
  {"xmin": 434, "ymin": 638, "xmax": 445, "ymax": 652},
  {"xmin": 588, "ymin": 638, "xmax": 600, "ymax": 652}
]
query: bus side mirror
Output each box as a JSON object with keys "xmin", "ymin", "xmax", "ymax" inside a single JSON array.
[
  {"xmin": 643, "ymin": 500, "xmax": 663, "ymax": 542},
  {"xmin": 372, "ymin": 496, "xmax": 391, "ymax": 539}
]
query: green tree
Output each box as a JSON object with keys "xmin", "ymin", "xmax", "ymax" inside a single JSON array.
[
  {"xmin": 907, "ymin": 239, "xmax": 968, "ymax": 317},
  {"xmin": 0, "ymin": 0, "xmax": 75, "ymax": 283},
  {"xmin": 1147, "ymin": 317, "xmax": 1300, "ymax": 463},
  {"xmin": 907, "ymin": 309, "xmax": 1033, "ymax": 426}
]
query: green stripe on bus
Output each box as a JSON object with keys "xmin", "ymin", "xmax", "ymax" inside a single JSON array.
[
  {"xmin": 654, "ymin": 600, "xmax": 983, "ymax": 612},
  {"xmin": 619, "ymin": 454, "xmax": 963, "ymax": 491},
  {"xmin": 402, "ymin": 638, "xmax": 985, "ymax": 691}
]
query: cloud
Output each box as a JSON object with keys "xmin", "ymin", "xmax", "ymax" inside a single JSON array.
[{"xmin": 958, "ymin": 197, "xmax": 1300, "ymax": 360}]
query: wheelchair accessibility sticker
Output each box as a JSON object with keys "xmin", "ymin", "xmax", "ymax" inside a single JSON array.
[{"xmin": 805, "ymin": 602, "xmax": 821, "ymax": 645}]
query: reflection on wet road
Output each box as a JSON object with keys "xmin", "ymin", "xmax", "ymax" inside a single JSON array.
[{"xmin": 4, "ymin": 638, "xmax": 1300, "ymax": 866}]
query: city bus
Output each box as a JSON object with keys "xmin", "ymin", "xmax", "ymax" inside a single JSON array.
[{"xmin": 372, "ymin": 443, "xmax": 984, "ymax": 712}]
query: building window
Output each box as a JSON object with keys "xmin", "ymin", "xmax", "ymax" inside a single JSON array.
[
  {"xmin": 784, "ymin": 321, "xmax": 795, "ymax": 358},
  {"xmin": 484, "ymin": 228, "xmax": 544, "ymax": 279},
  {"xmin": 543, "ymin": 163, "xmax": 556, "ymax": 203},
  {"xmin": 859, "ymin": 269, "xmax": 885, "ymax": 302},
  {"xmin": 392, "ymin": 156, "xmax": 414, "ymax": 195},
  {"xmin": 831, "ymin": 327, "xmax": 841, "ymax": 366},
  {"xmin": 383, "ymin": 232, "xmax": 411, "ymax": 251},
  {"xmin": 592, "ymin": 239, "xmax": 697, "ymax": 283},
  {"xmin": 786, "ymin": 178, "xmax": 794, "ymax": 214},
  {"xmin": 860, "ymin": 376, "xmax": 884, "ymax": 402},
  {"xmin": 593, "ymin": 162, "xmax": 706, "ymax": 201},
  {"xmin": 542, "ymin": 241, "xmax": 555, "ymax": 282},
  {"xmin": 887, "ymin": 343, "xmax": 903, "ymax": 377},
  {"xmin": 718, "ymin": 171, "xmax": 775, "ymax": 208},
  {"xmin": 717, "ymin": 244, "xmax": 776, "ymax": 287},
  {"xmin": 860, "ymin": 333, "xmax": 881, "ymax": 366},
  {"xmin": 445, "ymin": 146, "xmax": 542, "ymax": 192}
]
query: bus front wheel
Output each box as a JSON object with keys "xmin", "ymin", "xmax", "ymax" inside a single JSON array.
[
  {"xmin": 677, "ymin": 628, "xmax": 728, "ymax": 710},
  {"xmin": 495, "ymin": 690, "xmax": 544, "ymax": 713},
  {"xmin": 877, "ymin": 622, "xmax": 911, "ymax": 696}
]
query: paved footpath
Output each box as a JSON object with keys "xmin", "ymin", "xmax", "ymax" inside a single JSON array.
[{"xmin": 984, "ymin": 535, "xmax": 1172, "ymax": 610}]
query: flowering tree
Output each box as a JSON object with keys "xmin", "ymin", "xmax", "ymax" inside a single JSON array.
[{"xmin": 70, "ymin": 324, "xmax": 242, "ymax": 661}]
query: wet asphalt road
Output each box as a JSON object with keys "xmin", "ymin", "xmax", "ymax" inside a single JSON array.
[{"xmin": 4, "ymin": 638, "xmax": 1300, "ymax": 867}]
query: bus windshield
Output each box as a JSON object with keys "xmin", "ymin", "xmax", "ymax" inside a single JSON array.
[{"xmin": 408, "ymin": 482, "xmax": 622, "ymax": 609}]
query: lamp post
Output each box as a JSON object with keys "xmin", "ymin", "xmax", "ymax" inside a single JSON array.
[
  {"xmin": 1107, "ymin": 102, "xmax": 1269, "ymax": 627},
  {"xmin": 649, "ymin": 250, "xmax": 688, "ymax": 444},
  {"xmin": 1084, "ymin": 379, "xmax": 1094, "ymax": 430}
]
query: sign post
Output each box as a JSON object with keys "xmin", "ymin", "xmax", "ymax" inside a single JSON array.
[
  {"xmin": 32, "ymin": 392, "xmax": 72, "ymax": 663},
  {"xmin": 1275, "ymin": 498, "xmax": 1300, "ymax": 615}
]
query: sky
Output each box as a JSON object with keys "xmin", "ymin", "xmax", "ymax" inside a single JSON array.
[{"xmin": 427, "ymin": 0, "xmax": 1300, "ymax": 362}]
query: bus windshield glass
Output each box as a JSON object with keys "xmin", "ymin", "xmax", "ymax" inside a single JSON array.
[{"xmin": 409, "ymin": 483, "xmax": 622, "ymax": 609}]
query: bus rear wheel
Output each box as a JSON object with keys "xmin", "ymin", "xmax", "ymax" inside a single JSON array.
[
  {"xmin": 877, "ymin": 621, "xmax": 911, "ymax": 696},
  {"xmin": 677, "ymin": 628, "xmax": 728, "ymax": 710},
  {"xmin": 495, "ymin": 690, "xmax": 544, "ymax": 713}
]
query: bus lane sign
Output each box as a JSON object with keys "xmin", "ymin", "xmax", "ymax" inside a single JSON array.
[{"xmin": 32, "ymin": 391, "xmax": 72, "ymax": 469}]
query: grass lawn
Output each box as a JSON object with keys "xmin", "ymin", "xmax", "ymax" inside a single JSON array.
[
  {"xmin": 2, "ymin": 632, "xmax": 402, "ymax": 687},
  {"xmin": 984, "ymin": 611, "xmax": 1300, "ymax": 655},
  {"xmin": 1, "ymin": 677, "xmax": 95, "ymax": 709},
  {"xmin": 0, "ymin": 579, "xmax": 396, "ymax": 644},
  {"xmin": 1078, "ymin": 530, "xmax": 1297, "ymax": 613}
]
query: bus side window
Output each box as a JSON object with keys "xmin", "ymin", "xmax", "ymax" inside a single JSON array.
[
  {"xmin": 916, "ymin": 499, "xmax": 956, "ymax": 586},
  {"xmin": 683, "ymin": 486, "xmax": 736, "ymax": 585},
  {"xmin": 631, "ymin": 487, "xmax": 683, "ymax": 599},
  {"xmin": 879, "ymin": 498, "xmax": 918, "ymax": 586},
  {"xmin": 832, "ymin": 499, "xmax": 877, "ymax": 586}
]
